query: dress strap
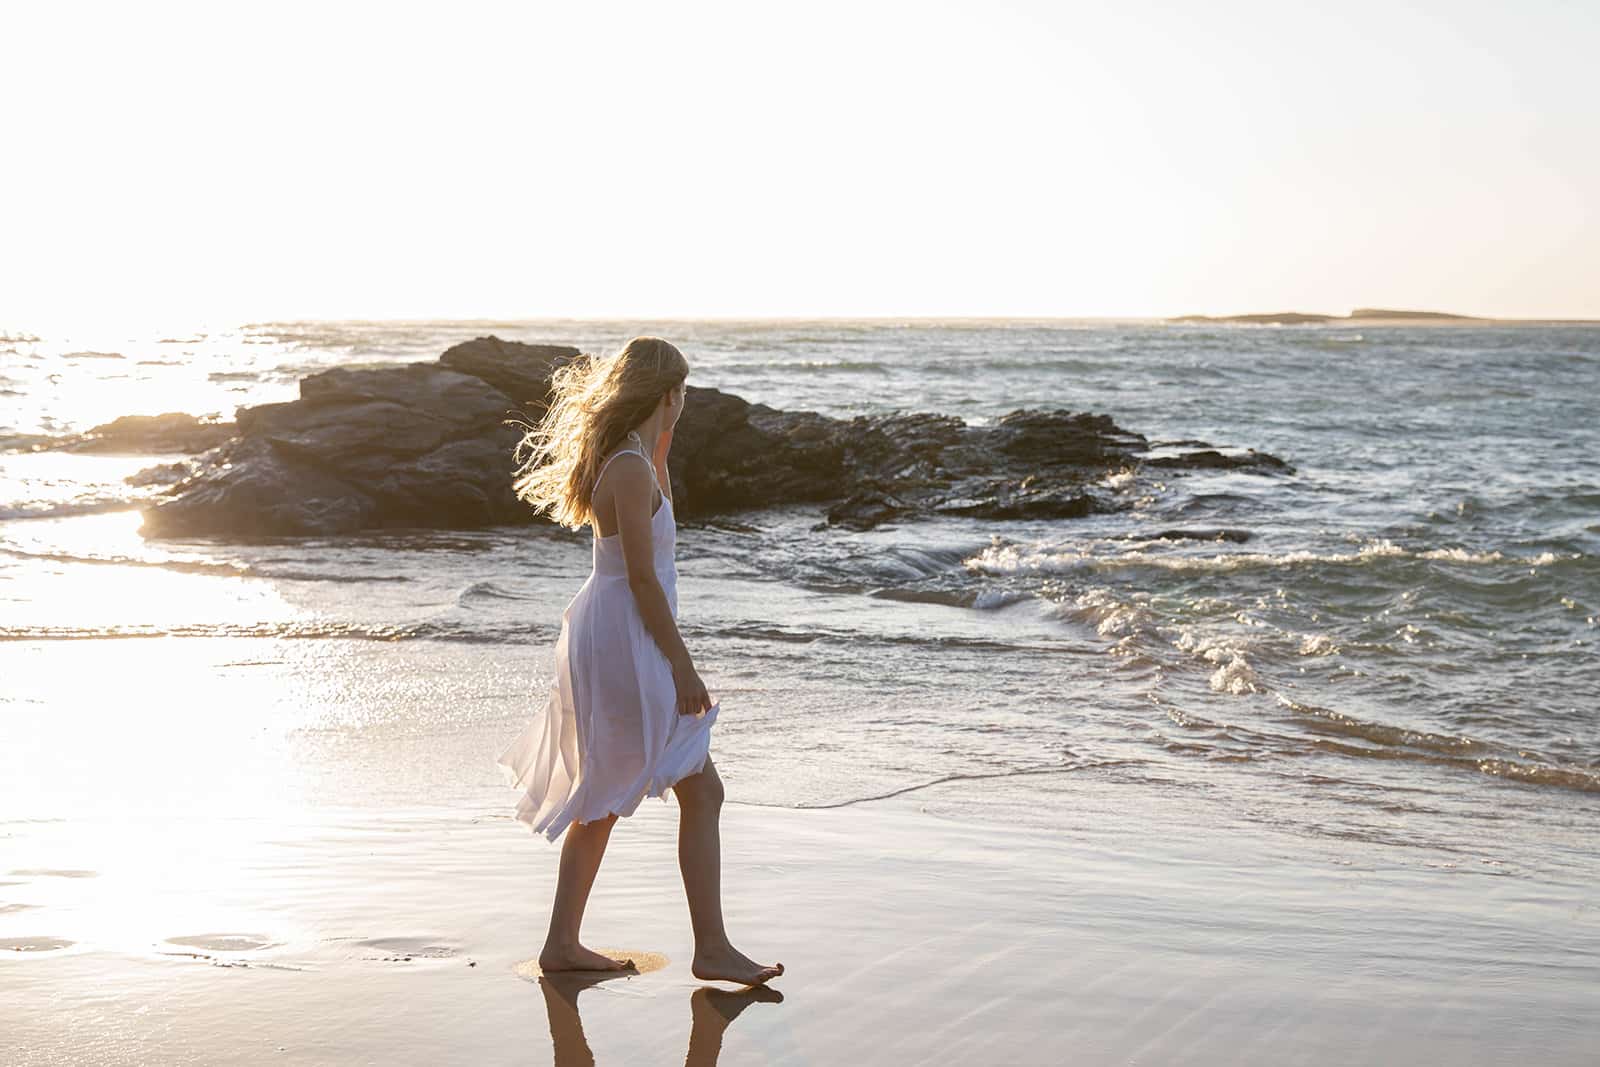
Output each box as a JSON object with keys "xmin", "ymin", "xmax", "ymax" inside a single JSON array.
[{"xmin": 591, "ymin": 432, "xmax": 659, "ymax": 501}]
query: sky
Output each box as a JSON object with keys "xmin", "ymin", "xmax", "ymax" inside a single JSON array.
[{"xmin": 2, "ymin": 0, "xmax": 1596, "ymax": 324}]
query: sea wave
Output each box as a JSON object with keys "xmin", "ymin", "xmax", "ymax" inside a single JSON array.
[
  {"xmin": 0, "ymin": 545, "xmax": 247, "ymax": 576},
  {"xmin": 702, "ymin": 620, "xmax": 1074, "ymax": 654},
  {"xmin": 0, "ymin": 619, "xmax": 552, "ymax": 643},
  {"xmin": 1055, "ymin": 571, "xmax": 1600, "ymax": 797},
  {"xmin": 457, "ymin": 579, "xmax": 539, "ymax": 604},
  {"xmin": 965, "ymin": 537, "xmax": 1572, "ymax": 576},
  {"xmin": 1278, "ymin": 697, "xmax": 1600, "ymax": 795},
  {"xmin": 0, "ymin": 498, "xmax": 143, "ymax": 522},
  {"xmin": 0, "ymin": 546, "xmax": 415, "ymax": 583}
]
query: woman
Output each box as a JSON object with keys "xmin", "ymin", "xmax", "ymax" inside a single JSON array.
[{"xmin": 498, "ymin": 336, "xmax": 783, "ymax": 987}]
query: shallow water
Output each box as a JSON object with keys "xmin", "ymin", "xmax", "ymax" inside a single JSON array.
[
  {"xmin": 2, "ymin": 319, "xmax": 1597, "ymax": 881},
  {"xmin": 5, "ymin": 795, "xmax": 1597, "ymax": 1065}
]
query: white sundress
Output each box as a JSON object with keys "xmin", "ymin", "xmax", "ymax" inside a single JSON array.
[{"xmin": 497, "ymin": 432, "xmax": 720, "ymax": 842}]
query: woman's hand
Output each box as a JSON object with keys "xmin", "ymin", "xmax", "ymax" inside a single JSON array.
[{"xmin": 672, "ymin": 658, "xmax": 713, "ymax": 717}]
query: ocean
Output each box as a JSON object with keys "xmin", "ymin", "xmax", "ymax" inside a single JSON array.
[{"xmin": 2, "ymin": 318, "xmax": 1597, "ymax": 881}]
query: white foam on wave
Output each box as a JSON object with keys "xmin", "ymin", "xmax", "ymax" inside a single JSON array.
[
  {"xmin": 1174, "ymin": 631, "xmax": 1263, "ymax": 693},
  {"xmin": 1417, "ymin": 547, "xmax": 1507, "ymax": 563},
  {"xmin": 1055, "ymin": 587, "xmax": 1273, "ymax": 696},
  {"xmin": 1099, "ymin": 469, "xmax": 1137, "ymax": 491},
  {"xmin": 1067, "ymin": 587, "xmax": 1156, "ymax": 640},
  {"xmin": 0, "ymin": 498, "xmax": 142, "ymax": 522},
  {"xmin": 1298, "ymin": 633, "xmax": 1339, "ymax": 656},
  {"xmin": 972, "ymin": 587, "xmax": 1031, "ymax": 610},
  {"xmin": 976, "ymin": 529, "xmax": 1579, "ymax": 710},
  {"xmin": 1208, "ymin": 654, "xmax": 1262, "ymax": 695},
  {"xmin": 965, "ymin": 537, "xmax": 1572, "ymax": 576}
]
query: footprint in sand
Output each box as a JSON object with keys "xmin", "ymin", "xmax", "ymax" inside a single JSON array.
[
  {"xmin": 164, "ymin": 933, "xmax": 281, "ymax": 954},
  {"xmin": 0, "ymin": 937, "xmax": 76, "ymax": 954},
  {"xmin": 513, "ymin": 950, "xmax": 670, "ymax": 979},
  {"xmin": 0, "ymin": 903, "xmax": 39, "ymax": 915},
  {"xmin": 358, "ymin": 937, "xmax": 460, "ymax": 962}
]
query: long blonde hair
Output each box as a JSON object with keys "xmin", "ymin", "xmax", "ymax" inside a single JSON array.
[{"xmin": 509, "ymin": 336, "xmax": 688, "ymax": 530}]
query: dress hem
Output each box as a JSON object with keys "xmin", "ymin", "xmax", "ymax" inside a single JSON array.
[{"xmin": 504, "ymin": 702, "xmax": 720, "ymax": 844}]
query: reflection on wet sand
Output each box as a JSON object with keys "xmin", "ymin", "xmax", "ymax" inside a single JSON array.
[{"xmin": 537, "ymin": 970, "xmax": 784, "ymax": 1067}]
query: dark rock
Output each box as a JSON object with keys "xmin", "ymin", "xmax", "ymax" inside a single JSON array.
[
  {"xmin": 1144, "ymin": 449, "xmax": 1292, "ymax": 473},
  {"xmin": 1139, "ymin": 528, "xmax": 1253, "ymax": 544},
  {"xmin": 438, "ymin": 338, "xmax": 580, "ymax": 407},
  {"xmin": 987, "ymin": 410, "xmax": 1146, "ymax": 465},
  {"xmin": 124, "ymin": 460, "xmax": 195, "ymax": 487},
  {"xmin": 247, "ymin": 399, "xmax": 455, "ymax": 459},
  {"xmin": 665, "ymin": 395, "xmax": 857, "ymax": 512},
  {"xmin": 141, "ymin": 437, "xmax": 378, "ymax": 537},
  {"xmin": 366, "ymin": 433, "xmax": 526, "ymax": 527},
  {"xmin": 934, "ymin": 490, "xmax": 1103, "ymax": 522},
  {"xmin": 825, "ymin": 488, "xmax": 918, "ymax": 530},
  {"xmin": 293, "ymin": 362, "xmax": 512, "ymax": 425}
]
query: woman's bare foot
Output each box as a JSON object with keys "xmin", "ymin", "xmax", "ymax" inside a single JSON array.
[
  {"xmin": 539, "ymin": 943, "xmax": 635, "ymax": 973},
  {"xmin": 691, "ymin": 942, "xmax": 784, "ymax": 986}
]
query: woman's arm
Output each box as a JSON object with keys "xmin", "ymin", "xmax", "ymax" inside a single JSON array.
[{"xmin": 607, "ymin": 453, "xmax": 709, "ymax": 716}]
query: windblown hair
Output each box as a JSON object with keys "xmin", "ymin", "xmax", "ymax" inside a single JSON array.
[{"xmin": 509, "ymin": 336, "xmax": 688, "ymax": 530}]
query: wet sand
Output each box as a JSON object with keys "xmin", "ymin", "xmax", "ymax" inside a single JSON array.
[{"xmin": 4, "ymin": 774, "xmax": 1596, "ymax": 1066}]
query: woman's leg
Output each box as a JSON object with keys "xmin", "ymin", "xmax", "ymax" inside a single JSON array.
[
  {"xmin": 540, "ymin": 812, "xmax": 632, "ymax": 971},
  {"xmin": 673, "ymin": 755, "xmax": 784, "ymax": 985}
]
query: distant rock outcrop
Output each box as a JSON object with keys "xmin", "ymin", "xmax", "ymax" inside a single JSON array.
[
  {"xmin": 1167, "ymin": 307, "xmax": 1598, "ymax": 325},
  {"xmin": 1347, "ymin": 308, "xmax": 1484, "ymax": 321},
  {"xmin": 136, "ymin": 336, "xmax": 1293, "ymax": 538},
  {"xmin": 1169, "ymin": 311, "xmax": 1339, "ymax": 325}
]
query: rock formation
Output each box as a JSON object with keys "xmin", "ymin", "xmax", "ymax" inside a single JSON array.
[{"xmin": 134, "ymin": 336, "xmax": 1292, "ymax": 538}]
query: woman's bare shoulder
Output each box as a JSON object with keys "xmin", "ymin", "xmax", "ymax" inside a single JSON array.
[{"xmin": 595, "ymin": 448, "xmax": 653, "ymax": 499}]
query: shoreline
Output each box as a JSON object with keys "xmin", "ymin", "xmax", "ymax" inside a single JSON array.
[{"xmin": 5, "ymin": 778, "xmax": 1596, "ymax": 1065}]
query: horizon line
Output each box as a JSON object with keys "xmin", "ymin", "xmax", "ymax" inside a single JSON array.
[
  {"xmin": 11, "ymin": 309, "xmax": 1600, "ymax": 333},
  {"xmin": 237, "ymin": 310, "xmax": 1600, "ymax": 325}
]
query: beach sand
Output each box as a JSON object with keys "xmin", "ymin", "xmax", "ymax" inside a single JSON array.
[{"xmin": 5, "ymin": 773, "xmax": 1596, "ymax": 1066}]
